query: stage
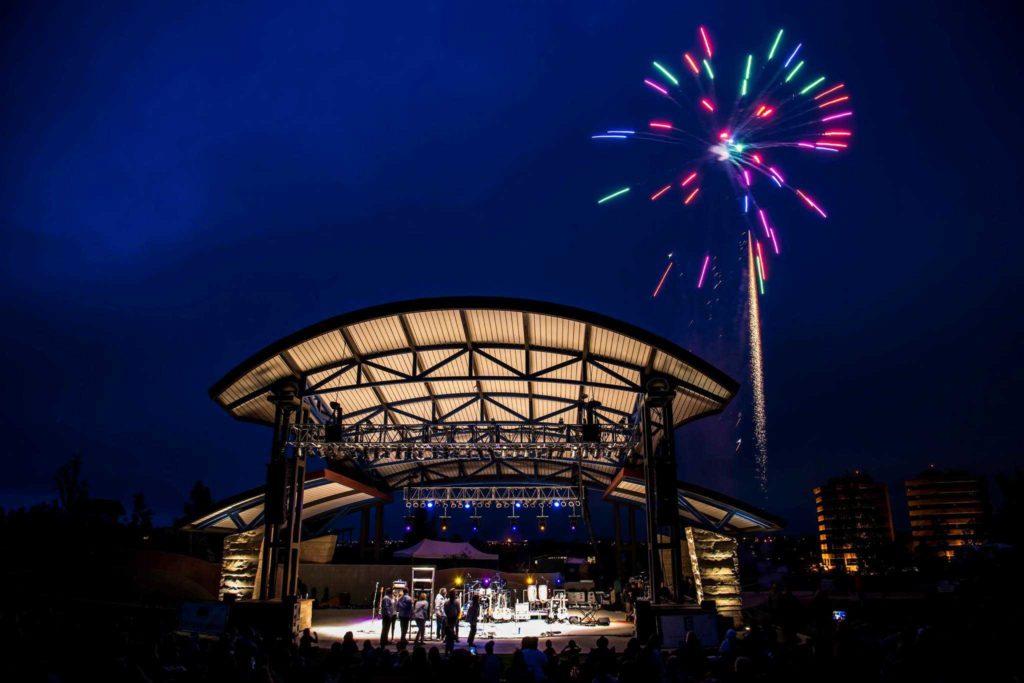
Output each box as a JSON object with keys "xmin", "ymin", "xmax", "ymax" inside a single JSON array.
[{"xmin": 313, "ymin": 608, "xmax": 635, "ymax": 654}]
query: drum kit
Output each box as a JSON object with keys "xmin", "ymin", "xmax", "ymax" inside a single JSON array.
[{"xmin": 461, "ymin": 574, "xmax": 515, "ymax": 623}]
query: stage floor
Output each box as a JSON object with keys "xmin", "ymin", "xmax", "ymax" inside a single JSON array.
[{"xmin": 313, "ymin": 608, "xmax": 635, "ymax": 655}]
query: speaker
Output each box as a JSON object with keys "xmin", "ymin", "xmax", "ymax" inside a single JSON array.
[
  {"xmin": 654, "ymin": 458, "xmax": 678, "ymax": 524},
  {"xmin": 596, "ymin": 616, "xmax": 611, "ymax": 626}
]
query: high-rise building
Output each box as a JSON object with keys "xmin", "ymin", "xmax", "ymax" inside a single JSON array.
[
  {"xmin": 814, "ymin": 471, "xmax": 894, "ymax": 573},
  {"xmin": 905, "ymin": 467, "xmax": 988, "ymax": 559}
]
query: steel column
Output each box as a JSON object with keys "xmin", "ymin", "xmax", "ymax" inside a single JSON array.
[{"xmin": 641, "ymin": 375, "xmax": 683, "ymax": 605}]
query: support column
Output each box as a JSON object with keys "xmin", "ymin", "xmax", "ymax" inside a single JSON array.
[
  {"xmin": 281, "ymin": 408, "xmax": 308, "ymax": 599},
  {"xmin": 359, "ymin": 508, "xmax": 371, "ymax": 561},
  {"xmin": 259, "ymin": 379, "xmax": 301, "ymax": 601},
  {"xmin": 613, "ymin": 502, "xmax": 623, "ymax": 581},
  {"xmin": 641, "ymin": 375, "xmax": 684, "ymax": 605},
  {"xmin": 628, "ymin": 506, "xmax": 638, "ymax": 575},
  {"xmin": 374, "ymin": 503, "xmax": 385, "ymax": 561}
]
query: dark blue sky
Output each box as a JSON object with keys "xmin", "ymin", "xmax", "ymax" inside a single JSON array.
[{"xmin": 2, "ymin": 1, "xmax": 1021, "ymax": 534}]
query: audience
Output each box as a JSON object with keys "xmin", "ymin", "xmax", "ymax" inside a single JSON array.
[{"xmin": 0, "ymin": 602, "xmax": 976, "ymax": 682}]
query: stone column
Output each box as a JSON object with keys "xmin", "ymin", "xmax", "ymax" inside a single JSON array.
[{"xmin": 685, "ymin": 527, "xmax": 743, "ymax": 624}]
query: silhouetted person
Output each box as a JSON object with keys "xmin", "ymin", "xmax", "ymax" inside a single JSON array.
[
  {"xmin": 397, "ymin": 589, "xmax": 414, "ymax": 644},
  {"xmin": 413, "ymin": 592, "xmax": 429, "ymax": 644},
  {"xmin": 443, "ymin": 591, "xmax": 460, "ymax": 655},
  {"xmin": 466, "ymin": 593, "xmax": 480, "ymax": 646},
  {"xmin": 380, "ymin": 589, "xmax": 396, "ymax": 647}
]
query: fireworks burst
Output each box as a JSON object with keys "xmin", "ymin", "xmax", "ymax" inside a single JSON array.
[
  {"xmin": 593, "ymin": 25, "xmax": 852, "ymax": 288},
  {"xmin": 593, "ymin": 27, "xmax": 853, "ymax": 494}
]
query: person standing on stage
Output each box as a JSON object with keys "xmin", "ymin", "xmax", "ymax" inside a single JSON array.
[
  {"xmin": 379, "ymin": 588, "xmax": 396, "ymax": 647},
  {"xmin": 413, "ymin": 592, "xmax": 429, "ymax": 644},
  {"xmin": 443, "ymin": 590, "xmax": 460, "ymax": 656},
  {"xmin": 434, "ymin": 587, "xmax": 447, "ymax": 641},
  {"xmin": 397, "ymin": 589, "xmax": 414, "ymax": 644},
  {"xmin": 465, "ymin": 592, "xmax": 481, "ymax": 647}
]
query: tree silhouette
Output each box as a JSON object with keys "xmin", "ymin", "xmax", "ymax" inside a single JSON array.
[
  {"xmin": 55, "ymin": 455, "xmax": 88, "ymax": 513},
  {"xmin": 131, "ymin": 492, "xmax": 153, "ymax": 533},
  {"xmin": 183, "ymin": 480, "xmax": 214, "ymax": 521}
]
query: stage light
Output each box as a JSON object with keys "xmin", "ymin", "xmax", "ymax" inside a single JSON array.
[
  {"xmin": 526, "ymin": 575, "xmax": 535, "ymax": 585},
  {"xmin": 454, "ymin": 575, "xmax": 463, "ymax": 587},
  {"xmin": 404, "ymin": 515, "xmax": 415, "ymax": 533},
  {"xmin": 470, "ymin": 514, "xmax": 481, "ymax": 533},
  {"xmin": 515, "ymin": 501, "xmax": 522, "ymax": 509},
  {"xmin": 464, "ymin": 502, "xmax": 472, "ymax": 509},
  {"xmin": 426, "ymin": 501, "xmax": 434, "ymax": 509},
  {"xmin": 553, "ymin": 501, "xmax": 561, "ymax": 509},
  {"xmin": 537, "ymin": 515, "xmax": 548, "ymax": 532},
  {"xmin": 439, "ymin": 513, "xmax": 450, "ymax": 532},
  {"xmin": 569, "ymin": 515, "xmax": 580, "ymax": 532}
]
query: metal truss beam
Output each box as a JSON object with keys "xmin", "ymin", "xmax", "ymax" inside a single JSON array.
[
  {"xmin": 290, "ymin": 422, "xmax": 638, "ymax": 465},
  {"xmin": 403, "ymin": 485, "xmax": 582, "ymax": 507}
]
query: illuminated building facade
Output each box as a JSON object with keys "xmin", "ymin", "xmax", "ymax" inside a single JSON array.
[
  {"xmin": 905, "ymin": 468, "xmax": 987, "ymax": 560},
  {"xmin": 814, "ymin": 471, "xmax": 894, "ymax": 573}
]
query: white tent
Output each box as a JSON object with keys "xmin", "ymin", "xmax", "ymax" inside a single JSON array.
[{"xmin": 393, "ymin": 539, "xmax": 498, "ymax": 561}]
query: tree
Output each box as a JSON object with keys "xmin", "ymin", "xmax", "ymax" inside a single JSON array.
[
  {"xmin": 55, "ymin": 455, "xmax": 88, "ymax": 513},
  {"xmin": 183, "ymin": 480, "xmax": 214, "ymax": 521},
  {"xmin": 131, "ymin": 492, "xmax": 153, "ymax": 533}
]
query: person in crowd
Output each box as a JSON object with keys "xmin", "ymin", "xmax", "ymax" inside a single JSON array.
[
  {"xmin": 413, "ymin": 592, "xmax": 429, "ymax": 645},
  {"xmin": 434, "ymin": 587, "xmax": 448, "ymax": 641},
  {"xmin": 677, "ymin": 630, "xmax": 706, "ymax": 679},
  {"xmin": 380, "ymin": 588, "xmax": 396, "ymax": 647},
  {"xmin": 397, "ymin": 588, "xmax": 414, "ymax": 644},
  {"xmin": 481, "ymin": 640, "xmax": 502, "ymax": 683},
  {"xmin": 443, "ymin": 590, "xmax": 460, "ymax": 656},
  {"xmin": 465, "ymin": 592, "xmax": 481, "ymax": 647},
  {"xmin": 544, "ymin": 638, "xmax": 557, "ymax": 662},
  {"xmin": 520, "ymin": 636, "xmax": 548, "ymax": 681},
  {"xmin": 298, "ymin": 628, "xmax": 318, "ymax": 657}
]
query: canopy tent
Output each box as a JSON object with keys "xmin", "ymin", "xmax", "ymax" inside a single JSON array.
[{"xmin": 393, "ymin": 538, "xmax": 498, "ymax": 561}]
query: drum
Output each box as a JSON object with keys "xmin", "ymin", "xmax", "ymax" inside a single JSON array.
[
  {"xmin": 527, "ymin": 585, "xmax": 538, "ymax": 602},
  {"xmin": 538, "ymin": 584, "xmax": 548, "ymax": 602}
]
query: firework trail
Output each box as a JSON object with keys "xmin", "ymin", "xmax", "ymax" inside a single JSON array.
[{"xmin": 747, "ymin": 233, "xmax": 768, "ymax": 493}]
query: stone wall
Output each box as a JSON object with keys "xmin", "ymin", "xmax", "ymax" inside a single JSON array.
[
  {"xmin": 220, "ymin": 529, "xmax": 264, "ymax": 600},
  {"xmin": 685, "ymin": 527, "xmax": 742, "ymax": 624}
]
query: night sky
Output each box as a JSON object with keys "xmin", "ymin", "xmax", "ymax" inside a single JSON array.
[{"xmin": 2, "ymin": 1, "xmax": 1022, "ymax": 535}]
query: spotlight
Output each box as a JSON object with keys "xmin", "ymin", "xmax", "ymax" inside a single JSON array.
[
  {"xmin": 426, "ymin": 501, "xmax": 434, "ymax": 509},
  {"xmin": 515, "ymin": 501, "xmax": 522, "ymax": 509},
  {"xmin": 470, "ymin": 514, "xmax": 481, "ymax": 533},
  {"xmin": 537, "ymin": 515, "xmax": 548, "ymax": 532},
  {"xmin": 553, "ymin": 500, "xmax": 561, "ymax": 509},
  {"xmin": 569, "ymin": 515, "xmax": 580, "ymax": 532},
  {"xmin": 454, "ymin": 575, "xmax": 463, "ymax": 587},
  {"xmin": 404, "ymin": 515, "xmax": 415, "ymax": 533},
  {"xmin": 439, "ymin": 513, "xmax": 450, "ymax": 532},
  {"xmin": 463, "ymin": 501, "xmax": 472, "ymax": 509}
]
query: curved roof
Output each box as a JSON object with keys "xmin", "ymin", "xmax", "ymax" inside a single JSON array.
[{"xmin": 210, "ymin": 297, "xmax": 738, "ymax": 429}]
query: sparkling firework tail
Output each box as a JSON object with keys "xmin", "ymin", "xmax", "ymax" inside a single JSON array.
[{"xmin": 747, "ymin": 235, "xmax": 768, "ymax": 493}]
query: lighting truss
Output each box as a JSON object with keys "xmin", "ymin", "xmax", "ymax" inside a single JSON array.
[
  {"xmin": 404, "ymin": 485, "xmax": 581, "ymax": 508},
  {"xmin": 291, "ymin": 422, "xmax": 637, "ymax": 465}
]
